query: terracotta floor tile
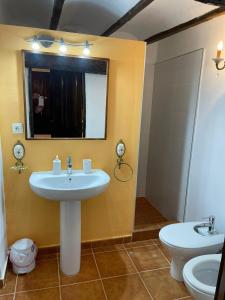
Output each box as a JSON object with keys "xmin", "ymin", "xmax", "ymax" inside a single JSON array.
[
  {"xmin": 135, "ymin": 198, "xmax": 167, "ymax": 230},
  {"xmin": 0, "ymin": 269, "xmax": 16, "ymax": 296},
  {"xmin": 16, "ymin": 259, "xmax": 59, "ymax": 292},
  {"xmin": 103, "ymin": 274, "xmax": 151, "ymax": 300},
  {"xmin": 61, "ymin": 280, "xmax": 106, "ymax": 300},
  {"xmin": 157, "ymin": 244, "xmax": 171, "ymax": 262},
  {"xmin": 94, "ymin": 250, "xmax": 136, "ymax": 278},
  {"xmin": 127, "ymin": 246, "xmax": 169, "ymax": 271},
  {"xmin": 60, "ymin": 254, "xmax": 99, "ymax": 285},
  {"xmin": 124, "ymin": 240, "xmax": 156, "ymax": 249},
  {"xmin": 15, "ymin": 288, "xmax": 60, "ymax": 300},
  {"xmin": 141, "ymin": 268, "xmax": 189, "ymax": 300},
  {"xmin": 81, "ymin": 248, "xmax": 92, "ymax": 255},
  {"xmin": 93, "ymin": 244, "xmax": 124, "ymax": 253},
  {"xmin": 153, "ymin": 240, "xmax": 172, "ymax": 262},
  {"xmin": 36, "ymin": 252, "xmax": 58, "ymax": 261},
  {"xmin": 0, "ymin": 295, "xmax": 14, "ymax": 300}
]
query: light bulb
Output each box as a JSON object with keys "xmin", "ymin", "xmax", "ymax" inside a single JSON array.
[
  {"xmin": 32, "ymin": 37, "xmax": 40, "ymax": 50},
  {"xmin": 83, "ymin": 41, "xmax": 90, "ymax": 56},
  {"xmin": 217, "ymin": 40, "xmax": 224, "ymax": 58},
  {"xmin": 59, "ymin": 39, "xmax": 67, "ymax": 53},
  {"xmin": 217, "ymin": 40, "xmax": 224, "ymax": 51}
]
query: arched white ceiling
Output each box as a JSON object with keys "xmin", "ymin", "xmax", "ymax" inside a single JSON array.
[
  {"xmin": 58, "ymin": 0, "xmax": 141, "ymax": 35},
  {"xmin": 0, "ymin": 0, "xmax": 54, "ymax": 29},
  {"xmin": 112, "ymin": 0, "xmax": 217, "ymax": 40},
  {"xmin": 0, "ymin": 0, "xmax": 219, "ymax": 40}
]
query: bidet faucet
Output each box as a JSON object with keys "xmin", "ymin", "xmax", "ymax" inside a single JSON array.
[
  {"xmin": 196, "ymin": 216, "xmax": 216, "ymax": 234},
  {"xmin": 67, "ymin": 156, "xmax": 73, "ymax": 175}
]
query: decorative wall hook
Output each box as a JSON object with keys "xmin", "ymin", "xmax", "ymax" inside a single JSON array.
[
  {"xmin": 11, "ymin": 141, "xmax": 27, "ymax": 174},
  {"xmin": 114, "ymin": 139, "xmax": 133, "ymax": 182}
]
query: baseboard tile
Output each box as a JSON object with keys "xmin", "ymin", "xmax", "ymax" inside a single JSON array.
[{"xmin": 38, "ymin": 230, "xmax": 160, "ymax": 255}]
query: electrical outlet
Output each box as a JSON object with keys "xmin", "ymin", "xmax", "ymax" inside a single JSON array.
[{"xmin": 12, "ymin": 123, "xmax": 24, "ymax": 134}]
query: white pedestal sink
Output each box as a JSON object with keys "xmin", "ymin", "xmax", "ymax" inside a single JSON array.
[{"xmin": 29, "ymin": 170, "xmax": 110, "ymax": 275}]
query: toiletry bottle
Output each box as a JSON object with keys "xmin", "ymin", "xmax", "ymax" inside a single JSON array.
[
  {"xmin": 83, "ymin": 159, "xmax": 92, "ymax": 173},
  {"xmin": 53, "ymin": 155, "xmax": 61, "ymax": 175}
]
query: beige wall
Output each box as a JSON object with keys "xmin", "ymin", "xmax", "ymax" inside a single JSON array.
[{"xmin": 0, "ymin": 25, "xmax": 146, "ymax": 247}]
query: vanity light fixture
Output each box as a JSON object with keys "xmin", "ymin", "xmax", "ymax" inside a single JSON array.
[
  {"xmin": 212, "ymin": 40, "xmax": 225, "ymax": 70},
  {"xmin": 31, "ymin": 36, "xmax": 40, "ymax": 50},
  {"xmin": 83, "ymin": 41, "xmax": 90, "ymax": 56},
  {"xmin": 26, "ymin": 34, "xmax": 92, "ymax": 55},
  {"xmin": 59, "ymin": 38, "xmax": 67, "ymax": 53}
]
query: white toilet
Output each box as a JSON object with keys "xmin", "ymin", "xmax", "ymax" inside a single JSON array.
[
  {"xmin": 159, "ymin": 222, "xmax": 224, "ymax": 281},
  {"xmin": 183, "ymin": 254, "xmax": 221, "ymax": 300}
]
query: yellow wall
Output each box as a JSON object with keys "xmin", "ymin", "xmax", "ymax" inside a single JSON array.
[{"xmin": 0, "ymin": 25, "xmax": 146, "ymax": 247}]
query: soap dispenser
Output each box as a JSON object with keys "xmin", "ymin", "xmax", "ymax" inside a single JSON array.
[{"xmin": 52, "ymin": 155, "xmax": 61, "ymax": 175}]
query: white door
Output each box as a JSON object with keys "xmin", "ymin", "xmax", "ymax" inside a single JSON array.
[
  {"xmin": 0, "ymin": 139, "xmax": 7, "ymax": 278},
  {"xmin": 147, "ymin": 49, "xmax": 203, "ymax": 221}
]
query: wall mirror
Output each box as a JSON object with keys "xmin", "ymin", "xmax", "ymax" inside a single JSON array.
[{"xmin": 23, "ymin": 51, "xmax": 109, "ymax": 139}]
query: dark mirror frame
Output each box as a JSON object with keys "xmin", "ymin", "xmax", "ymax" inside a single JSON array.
[
  {"xmin": 215, "ymin": 239, "xmax": 225, "ymax": 300},
  {"xmin": 22, "ymin": 50, "xmax": 109, "ymax": 140}
]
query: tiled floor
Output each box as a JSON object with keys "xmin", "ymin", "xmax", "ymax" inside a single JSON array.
[
  {"xmin": 135, "ymin": 198, "xmax": 172, "ymax": 231},
  {"xmin": 0, "ymin": 239, "xmax": 193, "ymax": 300}
]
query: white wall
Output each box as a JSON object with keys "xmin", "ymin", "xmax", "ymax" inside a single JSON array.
[
  {"xmin": 85, "ymin": 73, "xmax": 107, "ymax": 138},
  {"xmin": 145, "ymin": 14, "xmax": 225, "ymax": 233},
  {"xmin": 0, "ymin": 138, "xmax": 7, "ymax": 279},
  {"xmin": 137, "ymin": 46, "xmax": 154, "ymax": 197}
]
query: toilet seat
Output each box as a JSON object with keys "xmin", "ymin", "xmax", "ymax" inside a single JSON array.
[
  {"xmin": 159, "ymin": 222, "xmax": 224, "ymax": 249},
  {"xmin": 183, "ymin": 254, "xmax": 221, "ymax": 296}
]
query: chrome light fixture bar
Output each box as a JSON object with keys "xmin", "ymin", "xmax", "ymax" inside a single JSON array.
[{"xmin": 25, "ymin": 34, "xmax": 93, "ymax": 56}]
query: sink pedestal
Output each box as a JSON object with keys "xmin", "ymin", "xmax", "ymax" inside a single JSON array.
[
  {"xmin": 29, "ymin": 170, "xmax": 110, "ymax": 276},
  {"xmin": 60, "ymin": 201, "xmax": 81, "ymax": 275}
]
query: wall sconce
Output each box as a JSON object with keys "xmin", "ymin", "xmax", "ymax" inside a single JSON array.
[
  {"xmin": 25, "ymin": 34, "xmax": 93, "ymax": 56},
  {"xmin": 212, "ymin": 40, "xmax": 225, "ymax": 70}
]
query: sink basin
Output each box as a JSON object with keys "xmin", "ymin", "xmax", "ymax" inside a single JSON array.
[
  {"xmin": 29, "ymin": 170, "xmax": 110, "ymax": 201},
  {"xmin": 29, "ymin": 169, "xmax": 110, "ymax": 276}
]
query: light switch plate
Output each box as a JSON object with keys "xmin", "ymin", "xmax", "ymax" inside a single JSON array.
[{"xmin": 12, "ymin": 123, "xmax": 24, "ymax": 134}]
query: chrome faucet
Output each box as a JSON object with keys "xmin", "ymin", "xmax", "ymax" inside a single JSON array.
[
  {"xmin": 195, "ymin": 216, "xmax": 216, "ymax": 235},
  {"xmin": 67, "ymin": 156, "xmax": 73, "ymax": 175}
]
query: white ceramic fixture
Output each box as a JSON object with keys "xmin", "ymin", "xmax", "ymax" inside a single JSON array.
[
  {"xmin": 159, "ymin": 222, "xmax": 224, "ymax": 281},
  {"xmin": 183, "ymin": 254, "xmax": 221, "ymax": 300},
  {"xmin": 29, "ymin": 170, "xmax": 110, "ymax": 275}
]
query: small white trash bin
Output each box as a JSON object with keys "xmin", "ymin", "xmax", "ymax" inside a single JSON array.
[{"xmin": 10, "ymin": 238, "xmax": 37, "ymax": 274}]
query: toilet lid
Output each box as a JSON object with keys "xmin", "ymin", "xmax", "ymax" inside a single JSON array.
[
  {"xmin": 159, "ymin": 222, "xmax": 224, "ymax": 249},
  {"xmin": 183, "ymin": 254, "xmax": 221, "ymax": 295}
]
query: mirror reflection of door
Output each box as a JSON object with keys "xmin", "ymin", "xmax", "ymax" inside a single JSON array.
[
  {"xmin": 23, "ymin": 51, "xmax": 108, "ymax": 140},
  {"xmin": 50, "ymin": 70, "xmax": 86, "ymax": 138},
  {"xmin": 31, "ymin": 69, "xmax": 50, "ymax": 137}
]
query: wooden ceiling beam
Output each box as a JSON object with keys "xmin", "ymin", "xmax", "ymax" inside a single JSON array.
[
  {"xmin": 50, "ymin": 0, "xmax": 65, "ymax": 30},
  {"xmin": 101, "ymin": 0, "xmax": 155, "ymax": 36},
  {"xmin": 145, "ymin": 7, "xmax": 225, "ymax": 44}
]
